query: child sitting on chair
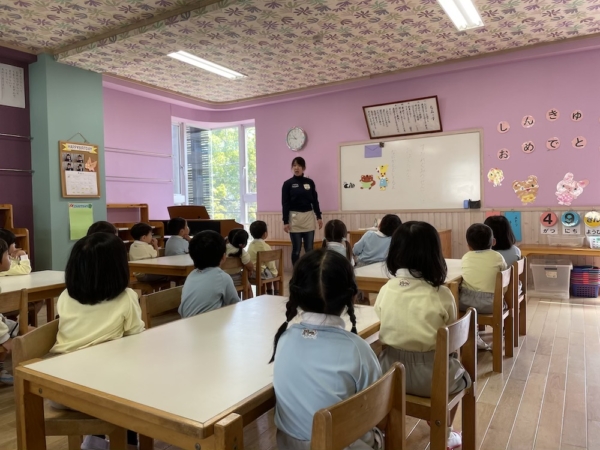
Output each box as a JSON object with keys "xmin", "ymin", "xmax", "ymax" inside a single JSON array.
[
  {"xmin": 248, "ymin": 220, "xmax": 278, "ymax": 294},
  {"xmin": 460, "ymin": 223, "xmax": 507, "ymax": 350},
  {"xmin": 0, "ymin": 228, "xmax": 31, "ymax": 276},
  {"xmin": 353, "ymin": 214, "xmax": 402, "ymax": 267},
  {"xmin": 224, "ymin": 229, "xmax": 254, "ymax": 293},
  {"xmin": 165, "ymin": 217, "xmax": 190, "ymax": 256},
  {"xmin": 0, "ymin": 238, "xmax": 18, "ymax": 385},
  {"xmin": 179, "ymin": 231, "xmax": 240, "ymax": 318},
  {"xmin": 129, "ymin": 222, "xmax": 165, "ymax": 282}
]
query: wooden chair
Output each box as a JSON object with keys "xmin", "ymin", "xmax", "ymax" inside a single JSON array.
[
  {"xmin": 0, "ymin": 289, "xmax": 29, "ymax": 355},
  {"xmin": 140, "ymin": 286, "xmax": 183, "ymax": 329},
  {"xmin": 255, "ymin": 249, "xmax": 284, "ymax": 295},
  {"xmin": 222, "ymin": 256, "xmax": 251, "ymax": 299},
  {"xmin": 311, "ymin": 362, "xmax": 406, "ymax": 450},
  {"xmin": 12, "ymin": 320, "xmax": 155, "ymax": 450},
  {"xmin": 157, "ymin": 247, "xmax": 165, "ymax": 257},
  {"xmin": 479, "ymin": 267, "xmax": 514, "ymax": 373},
  {"xmin": 127, "ymin": 253, "xmax": 173, "ymax": 295},
  {"xmin": 512, "ymin": 258, "xmax": 527, "ymax": 346},
  {"xmin": 406, "ymin": 308, "xmax": 477, "ymax": 450}
]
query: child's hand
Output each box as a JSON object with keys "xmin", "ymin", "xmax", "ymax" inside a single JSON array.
[
  {"xmin": 151, "ymin": 238, "xmax": 158, "ymax": 249},
  {"xmin": 2, "ymin": 338, "xmax": 13, "ymax": 352},
  {"xmin": 12, "ymin": 249, "xmax": 26, "ymax": 259},
  {"xmin": 183, "ymin": 234, "xmax": 191, "ymax": 242}
]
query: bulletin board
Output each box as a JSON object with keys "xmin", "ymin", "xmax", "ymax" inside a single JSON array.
[
  {"xmin": 340, "ymin": 130, "xmax": 482, "ymax": 211},
  {"xmin": 59, "ymin": 141, "xmax": 100, "ymax": 198}
]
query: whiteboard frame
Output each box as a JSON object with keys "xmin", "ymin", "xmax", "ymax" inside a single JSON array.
[{"xmin": 338, "ymin": 128, "xmax": 484, "ymax": 213}]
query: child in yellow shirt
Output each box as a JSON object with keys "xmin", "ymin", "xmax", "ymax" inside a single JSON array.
[
  {"xmin": 0, "ymin": 228, "xmax": 31, "ymax": 276},
  {"xmin": 0, "ymin": 238, "xmax": 17, "ymax": 385},
  {"xmin": 248, "ymin": 221, "xmax": 278, "ymax": 294}
]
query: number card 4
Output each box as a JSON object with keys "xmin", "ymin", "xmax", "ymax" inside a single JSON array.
[{"xmin": 540, "ymin": 212, "xmax": 558, "ymax": 235}]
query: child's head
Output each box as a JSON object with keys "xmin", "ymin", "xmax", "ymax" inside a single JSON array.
[
  {"xmin": 387, "ymin": 221, "xmax": 447, "ymax": 287},
  {"xmin": 131, "ymin": 223, "xmax": 153, "ymax": 242},
  {"xmin": 65, "ymin": 233, "xmax": 129, "ymax": 305},
  {"xmin": 379, "ymin": 214, "xmax": 402, "ymax": 237},
  {"xmin": 466, "ymin": 223, "xmax": 494, "ymax": 251},
  {"xmin": 0, "ymin": 239, "xmax": 10, "ymax": 271},
  {"xmin": 229, "ymin": 229, "xmax": 249, "ymax": 257},
  {"xmin": 0, "ymin": 228, "xmax": 17, "ymax": 253},
  {"xmin": 189, "ymin": 230, "xmax": 226, "ymax": 270},
  {"xmin": 87, "ymin": 221, "xmax": 118, "ymax": 236},
  {"xmin": 324, "ymin": 219, "xmax": 347, "ymax": 244},
  {"xmin": 249, "ymin": 220, "xmax": 268, "ymax": 240},
  {"xmin": 483, "ymin": 215, "xmax": 516, "ymax": 251},
  {"xmin": 270, "ymin": 249, "xmax": 358, "ymax": 362},
  {"xmin": 167, "ymin": 217, "xmax": 189, "ymax": 237}
]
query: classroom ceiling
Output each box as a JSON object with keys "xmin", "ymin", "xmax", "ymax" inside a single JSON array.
[{"xmin": 1, "ymin": 0, "xmax": 599, "ymax": 103}]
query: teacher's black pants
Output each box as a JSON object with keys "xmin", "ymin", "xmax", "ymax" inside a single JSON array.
[{"xmin": 290, "ymin": 231, "xmax": 314, "ymax": 265}]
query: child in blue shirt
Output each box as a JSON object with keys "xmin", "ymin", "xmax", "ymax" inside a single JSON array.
[
  {"xmin": 165, "ymin": 217, "xmax": 190, "ymax": 256},
  {"xmin": 353, "ymin": 214, "xmax": 402, "ymax": 267},
  {"xmin": 271, "ymin": 249, "xmax": 383, "ymax": 449},
  {"xmin": 179, "ymin": 231, "xmax": 240, "ymax": 318},
  {"xmin": 484, "ymin": 215, "xmax": 521, "ymax": 266}
]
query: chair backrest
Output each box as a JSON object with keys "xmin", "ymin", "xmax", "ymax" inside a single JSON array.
[
  {"xmin": 494, "ymin": 267, "xmax": 514, "ymax": 312},
  {"xmin": 513, "ymin": 257, "xmax": 526, "ymax": 295},
  {"xmin": 311, "ymin": 362, "xmax": 405, "ymax": 450},
  {"xmin": 256, "ymin": 249, "xmax": 283, "ymax": 280},
  {"xmin": 168, "ymin": 206, "xmax": 210, "ymax": 220},
  {"xmin": 12, "ymin": 319, "xmax": 59, "ymax": 369},
  {"xmin": 0, "ymin": 289, "xmax": 29, "ymax": 336},
  {"xmin": 157, "ymin": 247, "xmax": 165, "ymax": 257},
  {"xmin": 221, "ymin": 256, "xmax": 249, "ymax": 295},
  {"xmin": 140, "ymin": 286, "xmax": 183, "ymax": 329},
  {"xmin": 431, "ymin": 308, "xmax": 477, "ymax": 407}
]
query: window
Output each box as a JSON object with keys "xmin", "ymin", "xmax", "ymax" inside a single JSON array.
[
  {"xmin": 173, "ymin": 123, "xmax": 256, "ymax": 225},
  {"xmin": 171, "ymin": 123, "xmax": 186, "ymax": 199}
]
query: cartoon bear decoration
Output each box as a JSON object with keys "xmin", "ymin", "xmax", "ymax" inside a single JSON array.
[
  {"xmin": 376, "ymin": 165, "xmax": 389, "ymax": 191},
  {"xmin": 359, "ymin": 175, "xmax": 376, "ymax": 190},
  {"xmin": 512, "ymin": 175, "xmax": 539, "ymax": 205}
]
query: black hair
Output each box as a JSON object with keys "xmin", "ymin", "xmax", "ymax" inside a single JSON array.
[
  {"xmin": 270, "ymin": 249, "xmax": 358, "ymax": 363},
  {"xmin": 131, "ymin": 222, "xmax": 153, "ymax": 241},
  {"xmin": 65, "ymin": 233, "xmax": 130, "ymax": 305},
  {"xmin": 189, "ymin": 230, "xmax": 226, "ymax": 270},
  {"xmin": 0, "ymin": 238, "xmax": 7, "ymax": 256},
  {"xmin": 484, "ymin": 215, "xmax": 516, "ymax": 251},
  {"xmin": 466, "ymin": 223, "xmax": 494, "ymax": 251},
  {"xmin": 167, "ymin": 217, "xmax": 187, "ymax": 236},
  {"xmin": 0, "ymin": 228, "xmax": 16, "ymax": 247},
  {"xmin": 323, "ymin": 219, "xmax": 352, "ymax": 261},
  {"xmin": 249, "ymin": 220, "xmax": 268, "ymax": 239},
  {"xmin": 379, "ymin": 214, "xmax": 402, "ymax": 237},
  {"xmin": 291, "ymin": 157, "xmax": 306, "ymax": 170},
  {"xmin": 387, "ymin": 221, "xmax": 447, "ymax": 288},
  {"xmin": 229, "ymin": 229, "xmax": 249, "ymax": 257},
  {"xmin": 87, "ymin": 221, "xmax": 118, "ymax": 236}
]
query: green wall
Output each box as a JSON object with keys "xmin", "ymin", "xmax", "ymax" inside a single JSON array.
[{"xmin": 29, "ymin": 54, "xmax": 106, "ymax": 270}]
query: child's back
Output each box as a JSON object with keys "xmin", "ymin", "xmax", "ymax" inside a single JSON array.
[
  {"xmin": 51, "ymin": 233, "xmax": 144, "ymax": 354},
  {"xmin": 179, "ymin": 230, "xmax": 240, "ymax": 318},
  {"xmin": 272, "ymin": 249, "xmax": 381, "ymax": 448},
  {"xmin": 165, "ymin": 217, "xmax": 190, "ymax": 256},
  {"xmin": 323, "ymin": 219, "xmax": 353, "ymax": 265},
  {"xmin": 484, "ymin": 215, "xmax": 521, "ymax": 266},
  {"xmin": 353, "ymin": 214, "xmax": 401, "ymax": 266},
  {"xmin": 0, "ymin": 228, "xmax": 31, "ymax": 276}
]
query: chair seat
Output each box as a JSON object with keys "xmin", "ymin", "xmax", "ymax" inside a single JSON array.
[
  {"xmin": 44, "ymin": 402, "xmax": 119, "ymax": 436},
  {"xmin": 477, "ymin": 309, "xmax": 509, "ymax": 325},
  {"xmin": 405, "ymin": 391, "xmax": 465, "ymax": 420},
  {"xmin": 517, "ymin": 294, "xmax": 525, "ymax": 303}
]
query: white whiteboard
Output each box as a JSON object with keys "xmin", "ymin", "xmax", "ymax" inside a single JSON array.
[{"xmin": 340, "ymin": 131, "xmax": 481, "ymax": 211}]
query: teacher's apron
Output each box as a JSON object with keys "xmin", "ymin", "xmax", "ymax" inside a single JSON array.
[{"xmin": 289, "ymin": 211, "xmax": 315, "ymax": 233}]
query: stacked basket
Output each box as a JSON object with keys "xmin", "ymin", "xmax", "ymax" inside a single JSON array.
[{"xmin": 570, "ymin": 266, "xmax": 600, "ymax": 298}]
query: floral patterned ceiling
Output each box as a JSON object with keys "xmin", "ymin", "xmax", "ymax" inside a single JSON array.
[{"xmin": 1, "ymin": 0, "xmax": 600, "ymax": 103}]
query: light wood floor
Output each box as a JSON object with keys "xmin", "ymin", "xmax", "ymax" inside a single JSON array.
[{"xmin": 1, "ymin": 294, "xmax": 599, "ymax": 449}]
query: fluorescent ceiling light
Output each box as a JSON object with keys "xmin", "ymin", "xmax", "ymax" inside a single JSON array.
[
  {"xmin": 168, "ymin": 51, "xmax": 245, "ymax": 79},
  {"xmin": 437, "ymin": 0, "xmax": 484, "ymax": 30}
]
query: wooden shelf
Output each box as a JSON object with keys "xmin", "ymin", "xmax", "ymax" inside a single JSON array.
[
  {"xmin": 107, "ymin": 204, "xmax": 164, "ymax": 250},
  {"xmin": 0, "ymin": 204, "xmax": 30, "ymax": 255}
]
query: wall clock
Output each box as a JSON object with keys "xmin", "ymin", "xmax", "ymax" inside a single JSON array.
[{"xmin": 286, "ymin": 127, "xmax": 307, "ymax": 151}]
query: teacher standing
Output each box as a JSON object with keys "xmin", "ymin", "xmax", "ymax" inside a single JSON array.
[{"xmin": 282, "ymin": 157, "xmax": 323, "ymax": 265}]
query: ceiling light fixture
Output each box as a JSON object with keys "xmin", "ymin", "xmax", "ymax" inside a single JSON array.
[
  {"xmin": 437, "ymin": 0, "xmax": 484, "ymax": 31},
  {"xmin": 168, "ymin": 51, "xmax": 245, "ymax": 79}
]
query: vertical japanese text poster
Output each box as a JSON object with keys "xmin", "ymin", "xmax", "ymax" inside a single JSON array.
[
  {"xmin": 68, "ymin": 203, "xmax": 93, "ymax": 240},
  {"xmin": 0, "ymin": 63, "xmax": 25, "ymax": 108},
  {"xmin": 504, "ymin": 211, "xmax": 522, "ymax": 242},
  {"xmin": 60, "ymin": 141, "xmax": 100, "ymax": 198}
]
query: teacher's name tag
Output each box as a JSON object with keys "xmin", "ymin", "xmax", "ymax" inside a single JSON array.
[{"xmin": 304, "ymin": 184, "xmax": 310, "ymax": 190}]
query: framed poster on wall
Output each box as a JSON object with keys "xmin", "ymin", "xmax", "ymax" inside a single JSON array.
[
  {"xmin": 363, "ymin": 95, "xmax": 443, "ymax": 139},
  {"xmin": 59, "ymin": 141, "xmax": 100, "ymax": 198}
]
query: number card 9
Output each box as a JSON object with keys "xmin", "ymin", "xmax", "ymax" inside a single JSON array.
[{"xmin": 561, "ymin": 211, "xmax": 581, "ymax": 235}]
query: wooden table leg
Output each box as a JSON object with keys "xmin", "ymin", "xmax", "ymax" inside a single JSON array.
[
  {"xmin": 215, "ymin": 413, "xmax": 243, "ymax": 450},
  {"xmin": 45, "ymin": 298, "xmax": 55, "ymax": 323},
  {"xmin": 15, "ymin": 371, "xmax": 47, "ymax": 450}
]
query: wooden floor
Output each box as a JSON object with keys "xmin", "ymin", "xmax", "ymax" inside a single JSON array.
[{"xmin": 1, "ymin": 294, "xmax": 599, "ymax": 449}]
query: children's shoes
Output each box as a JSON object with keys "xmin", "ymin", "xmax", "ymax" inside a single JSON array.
[
  {"xmin": 476, "ymin": 334, "xmax": 491, "ymax": 351},
  {"xmin": 447, "ymin": 430, "xmax": 462, "ymax": 450},
  {"xmin": 81, "ymin": 435, "xmax": 109, "ymax": 450},
  {"xmin": 0, "ymin": 370, "xmax": 13, "ymax": 385}
]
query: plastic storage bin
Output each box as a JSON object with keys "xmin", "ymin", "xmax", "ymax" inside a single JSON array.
[
  {"xmin": 530, "ymin": 259, "xmax": 573, "ymax": 299},
  {"xmin": 588, "ymin": 236, "xmax": 600, "ymax": 249},
  {"xmin": 570, "ymin": 266, "xmax": 600, "ymax": 298},
  {"xmin": 546, "ymin": 235, "xmax": 585, "ymax": 247}
]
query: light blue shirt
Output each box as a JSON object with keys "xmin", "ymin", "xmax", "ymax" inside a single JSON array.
[
  {"xmin": 273, "ymin": 313, "xmax": 382, "ymax": 441},
  {"xmin": 353, "ymin": 230, "xmax": 391, "ymax": 265},
  {"xmin": 179, "ymin": 267, "xmax": 240, "ymax": 318},
  {"xmin": 495, "ymin": 246, "xmax": 521, "ymax": 267},
  {"xmin": 165, "ymin": 235, "xmax": 189, "ymax": 256}
]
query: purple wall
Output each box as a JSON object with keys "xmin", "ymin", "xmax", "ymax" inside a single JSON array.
[
  {"xmin": 103, "ymin": 36, "xmax": 600, "ymax": 214},
  {"xmin": 103, "ymin": 89, "xmax": 174, "ymax": 220},
  {"xmin": 0, "ymin": 48, "xmax": 36, "ymax": 254}
]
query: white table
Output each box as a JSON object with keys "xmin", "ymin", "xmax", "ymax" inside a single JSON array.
[
  {"xmin": 15, "ymin": 295, "xmax": 380, "ymax": 450},
  {"xmin": 355, "ymin": 259, "xmax": 463, "ymax": 295},
  {"xmin": 0, "ymin": 271, "xmax": 65, "ymax": 322},
  {"xmin": 128, "ymin": 254, "xmax": 194, "ymax": 277}
]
